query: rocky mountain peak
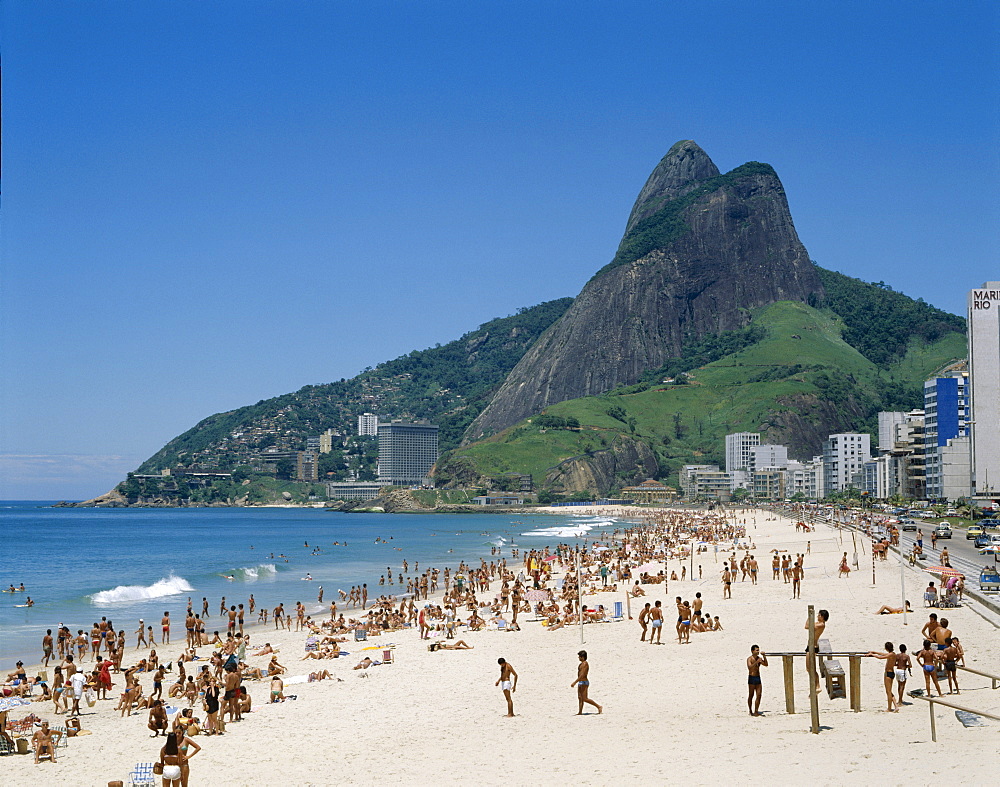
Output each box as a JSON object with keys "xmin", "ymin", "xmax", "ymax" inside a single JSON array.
[{"xmin": 625, "ymin": 140, "xmax": 720, "ymax": 233}]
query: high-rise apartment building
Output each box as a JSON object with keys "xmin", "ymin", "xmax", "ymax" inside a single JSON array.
[
  {"xmin": 968, "ymin": 283, "xmax": 1000, "ymax": 498},
  {"xmin": 376, "ymin": 421, "xmax": 439, "ymax": 485},
  {"xmin": 822, "ymin": 433, "xmax": 871, "ymax": 493},
  {"xmin": 358, "ymin": 413, "xmax": 379, "ymax": 437},
  {"xmin": 923, "ymin": 367, "xmax": 970, "ymax": 500},
  {"xmin": 725, "ymin": 432, "xmax": 760, "ymax": 473},
  {"xmin": 752, "ymin": 444, "xmax": 788, "ymax": 470},
  {"xmin": 878, "ymin": 412, "xmax": 907, "ymax": 453}
]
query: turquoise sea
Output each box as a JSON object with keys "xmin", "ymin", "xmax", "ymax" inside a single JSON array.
[{"xmin": 0, "ymin": 501, "xmax": 618, "ymax": 671}]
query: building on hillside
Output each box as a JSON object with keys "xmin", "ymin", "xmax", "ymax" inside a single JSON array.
[
  {"xmin": 358, "ymin": 413, "xmax": 379, "ymax": 437},
  {"xmin": 923, "ymin": 367, "xmax": 970, "ymax": 500},
  {"xmin": 327, "ymin": 481, "xmax": 383, "ymax": 501},
  {"xmin": 868, "ymin": 411, "xmax": 924, "ymax": 499},
  {"xmin": 305, "ymin": 436, "xmax": 321, "ymax": 454},
  {"xmin": 471, "ymin": 494, "xmax": 525, "ymax": 506},
  {"xmin": 878, "ymin": 411, "xmax": 907, "ymax": 453},
  {"xmin": 297, "ymin": 451, "xmax": 319, "ymax": 482},
  {"xmin": 752, "ymin": 444, "xmax": 788, "ymax": 470},
  {"xmin": 621, "ymin": 479, "xmax": 678, "ymax": 504},
  {"xmin": 822, "ymin": 433, "xmax": 871, "ymax": 494},
  {"xmin": 376, "ymin": 421, "xmax": 439, "ymax": 485},
  {"xmin": 725, "ymin": 432, "xmax": 760, "ymax": 473},
  {"xmin": 752, "ymin": 469, "xmax": 786, "ymax": 500},
  {"xmin": 969, "ymin": 283, "xmax": 1000, "ymax": 500},
  {"xmin": 318, "ymin": 429, "xmax": 341, "ymax": 454},
  {"xmin": 680, "ymin": 465, "xmax": 732, "ymax": 501}
]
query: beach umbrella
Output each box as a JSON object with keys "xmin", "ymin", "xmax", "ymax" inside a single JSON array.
[
  {"xmin": 543, "ymin": 556, "xmax": 558, "ymax": 562},
  {"xmin": 632, "ymin": 562, "xmax": 660, "ymax": 575},
  {"xmin": 923, "ymin": 566, "xmax": 964, "ymax": 578},
  {"xmin": 524, "ymin": 589, "xmax": 549, "ymax": 603},
  {"xmin": 0, "ymin": 696, "xmax": 31, "ymax": 712}
]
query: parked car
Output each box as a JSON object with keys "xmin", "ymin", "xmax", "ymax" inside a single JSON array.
[
  {"xmin": 967, "ymin": 525, "xmax": 984, "ymax": 540},
  {"xmin": 979, "ymin": 519, "xmax": 1000, "ymax": 530},
  {"xmin": 933, "ymin": 524, "xmax": 953, "ymax": 539}
]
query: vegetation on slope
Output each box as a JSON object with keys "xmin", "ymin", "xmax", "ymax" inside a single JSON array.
[
  {"xmin": 137, "ymin": 298, "xmax": 573, "ymax": 474},
  {"xmin": 439, "ymin": 299, "xmax": 967, "ymax": 494},
  {"xmin": 592, "ymin": 161, "xmax": 778, "ymax": 280}
]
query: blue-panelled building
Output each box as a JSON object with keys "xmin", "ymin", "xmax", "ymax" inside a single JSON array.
[{"xmin": 923, "ymin": 369, "xmax": 970, "ymax": 500}]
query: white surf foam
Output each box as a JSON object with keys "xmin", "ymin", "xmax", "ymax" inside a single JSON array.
[
  {"xmin": 228, "ymin": 564, "xmax": 277, "ymax": 581},
  {"xmin": 520, "ymin": 525, "xmax": 594, "ymax": 538},
  {"xmin": 90, "ymin": 575, "xmax": 193, "ymax": 605}
]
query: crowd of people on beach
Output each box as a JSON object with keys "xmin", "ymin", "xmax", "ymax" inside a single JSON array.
[{"xmin": 3, "ymin": 503, "xmax": 989, "ymax": 781}]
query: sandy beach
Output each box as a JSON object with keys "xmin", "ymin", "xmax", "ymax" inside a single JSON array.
[{"xmin": 4, "ymin": 506, "xmax": 999, "ymax": 785}]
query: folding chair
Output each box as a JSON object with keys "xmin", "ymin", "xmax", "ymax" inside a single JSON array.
[
  {"xmin": 0, "ymin": 737, "xmax": 14, "ymax": 756},
  {"xmin": 382, "ymin": 648, "xmax": 394, "ymax": 664},
  {"xmin": 612, "ymin": 601, "xmax": 624, "ymax": 621},
  {"xmin": 50, "ymin": 726, "xmax": 70, "ymax": 748},
  {"xmin": 128, "ymin": 762, "xmax": 156, "ymax": 787},
  {"xmin": 354, "ymin": 628, "xmax": 368, "ymax": 642}
]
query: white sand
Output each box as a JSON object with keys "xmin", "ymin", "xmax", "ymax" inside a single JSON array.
[{"xmin": 5, "ymin": 508, "xmax": 999, "ymax": 785}]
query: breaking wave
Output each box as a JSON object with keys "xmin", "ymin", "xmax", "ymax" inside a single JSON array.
[
  {"xmin": 226, "ymin": 564, "xmax": 277, "ymax": 581},
  {"xmin": 90, "ymin": 575, "xmax": 193, "ymax": 605}
]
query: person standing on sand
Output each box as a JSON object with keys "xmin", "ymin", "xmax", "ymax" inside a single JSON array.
[
  {"xmin": 572, "ymin": 650, "xmax": 603, "ymax": 715},
  {"xmin": 804, "ymin": 609, "xmax": 828, "ymax": 692},
  {"xmin": 496, "ymin": 658, "xmax": 518, "ymax": 717},
  {"xmin": 161, "ymin": 611, "xmax": 171, "ymax": 645},
  {"xmin": 917, "ymin": 640, "xmax": 943, "ymax": 697},
  {"xmin": 894, "ymin": 644, "xmax": 912, "ymax": 706},
  {"xmin": 866, "ymin": 642, "xmax": 899, "ymax": 712},
  {"xmin": 722, "ymin": 567, "xmax": 732, "ymax": 599},
  {"xmin": 638, "ymin": 603, "xmax": 650, "ymax": 641},
  {"xmin": 791, "ymin": 563, "xmax": 802, "ymax": 599},
  {"xmin": 747, "ymin": 645, "xmax": 768, "ymax": 716},
  {"xmin": 42, "ymin": 629, "xmax": 54, "ymax": 667},
  {"xmin": 649, "ymin": 600, "xmax": 664, "ymax": 644}
]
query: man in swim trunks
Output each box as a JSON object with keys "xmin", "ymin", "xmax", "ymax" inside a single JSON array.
[
  {"xmin": 941, "ymin": 638, "xmax": 960, "ymax": 694},
  {"xmin": 496, "ymin": 658, "xmax": 518, "ymax": 717},
  {"xmin": 649, "ymin": 600, "xmax": 664, "ymax": 645},
  {"xmin": 722, "ymin": 568, "xmax": 732, "ymax": 599},
  {"xmin": 161, "ymin": 612, "xmax": 171, "ymax": 645},
  {"xmin": 894, "ymin": 644, "xmax": 912, "ymax": 705},
  {"xmin": 747, "ymin": 644, "xmax": 768, "ymax": 716},
  {"xmin": 638, "ymin": 602, "xmax": 651, "ymax": 641},
  {"xmin": 572, "ymin": 650, "xmax": 602, "ymax": 715},
  {"xmin": 42, "ymin": 630, "xmax": 54, "ymax": 667},
  {"xmin": 866, "ymin": 642, "xmax": 899, "ymax": 712}
]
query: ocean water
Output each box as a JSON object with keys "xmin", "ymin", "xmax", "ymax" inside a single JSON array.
[{"xmin": 0, "ymin": 501, "xmax": 620, "ymax": 671}]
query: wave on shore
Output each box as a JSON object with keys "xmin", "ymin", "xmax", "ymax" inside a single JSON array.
[
  {"xmin": 520, "ymin": 524, "xmax": 594, "ymax": 538},
  {"xmin": 89, "ymin": 575, "xmax": 194, "ymax": 605},
  {"xmin": 226, "ymin": 563, "xmax": 278, "ymax": 581}
]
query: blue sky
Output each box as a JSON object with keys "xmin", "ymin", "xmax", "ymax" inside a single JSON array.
[{"xmin": 2, "ymin": 1, "xmax": 998, "ymax": 499}]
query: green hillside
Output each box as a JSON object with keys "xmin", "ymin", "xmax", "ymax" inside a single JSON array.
[
  {"xmin": 137, "ymin": 298, "xmax": 573, "ymax": 475},
  {"xmin": 436, "ymin": 298, "xmax": 966, "ymax": 494}
]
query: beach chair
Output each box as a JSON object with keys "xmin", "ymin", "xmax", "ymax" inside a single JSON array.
[
  {"xmin": 50, "ymin": 725, "xmax": 69, "ymax": 748},
  {"xmin": 612, "ymin": 601, "xmax": 624, "ymax": 621},
  {"xmin": 354, "ymin": 628, "xmax": 368, "ymax": 642},
  {"xmin": 0, "ymin": 737, "xmax": 14, "ymax": 756},
  {"xmin": 128, "ymin": 762, "xmax": 156, "ymax": 787},
  {"xmin": 382, "ymin": 648, "xmax": 394, "ymax": 665}
]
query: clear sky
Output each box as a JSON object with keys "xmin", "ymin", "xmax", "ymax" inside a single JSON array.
[{"xmin": 2, "ymin": 1, "xmax": 998, "ymax": 499}]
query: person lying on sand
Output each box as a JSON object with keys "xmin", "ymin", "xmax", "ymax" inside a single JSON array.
[
  {"xmin": 354, "ymin": 657, "xmax": 375, "ymax": 670},
  {"xmin": 429, "ymin": 640, "xmax": 474, "ymax": 651},
  {"xmin": 875, "ymin": 601, "xmax": 912, "ymax": 615},
  {"xmin": 252, "ymin": 643, "xmax": 277, "ymax": 656}
]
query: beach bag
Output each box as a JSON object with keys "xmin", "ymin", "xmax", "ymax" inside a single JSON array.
[
  {"xmin": 85, "ymin": 688, "xmax": 97, "ymax": 707},
  {"xmin": 153, "ymin": 763, "xmax": 164, "ymax": 775}
]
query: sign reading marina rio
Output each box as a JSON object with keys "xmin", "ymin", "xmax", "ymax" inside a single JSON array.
[{"xmin": 972, "ymin": 289, "xmax": 1000, "ymax": 310}]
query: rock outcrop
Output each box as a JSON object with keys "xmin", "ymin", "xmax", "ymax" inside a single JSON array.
[
  {"xmin": 544, "ymin": 435, "xmax": 658, "ymax": 495},
  {"xmin": 465, "ymin": 141, "xmax": 824, "ymax": 442}
]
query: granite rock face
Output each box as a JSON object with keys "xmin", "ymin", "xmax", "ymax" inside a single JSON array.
[{"xmin": 465, "ymin": 142, "xmax": 824, "ymax": 442}]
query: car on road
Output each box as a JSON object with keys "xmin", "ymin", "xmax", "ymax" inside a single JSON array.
[
  {"xmin": 933, "ymin": 524, "xmax": 953, "ymax": 539},
  {"xmin": 967, "ymin": 525, "xmax": 984, "ymax": 540},
  {"xmin": 899, "ymin": 518, "xmax": 918, "ymax": 531},
  {"xmin": 975, "ymin": 533, "xmax": 994, "ymax": 549},
  {"xmin": 979, "ymin": 519, "xmax": 1000, "ymax": 530}
]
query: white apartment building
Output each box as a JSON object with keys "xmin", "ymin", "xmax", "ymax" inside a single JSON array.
[
  {"xmin": 823, "ymin": 433, "xmax": 871, "ymax": 493},
  {"xmin": 358, "ymin": 413, "xmax": 379, "ymax": 437},
  {"xmin": 752, "ymin": 444, "xmax": 788, "ymax": 470},
  {"xmin": 968, "ymin": 283, "xmax": 1000, "ymax": 498},
  {"xmin": 878, "ymin": 411, "xmax": 907, "ymax": 452},
  {"xmin": 725, "ymin": 432, "xmax": 760, "ymax": 473}
]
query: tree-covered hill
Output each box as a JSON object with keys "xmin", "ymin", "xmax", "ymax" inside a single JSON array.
[{"xmin": 137, "ymin": 297, "xmax": 573, "ymax": 474}]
